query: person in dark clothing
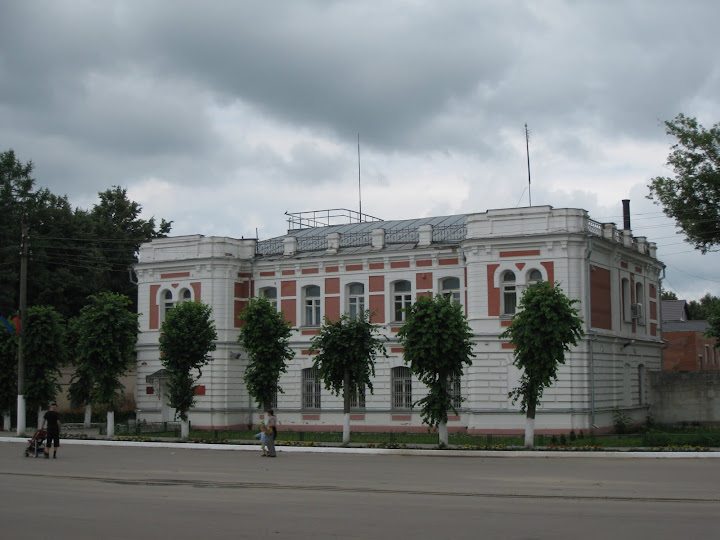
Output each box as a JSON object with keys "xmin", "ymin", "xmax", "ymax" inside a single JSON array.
[{"xmin": 41, "ymin": 403, "xmax": 61, "ymax": 459}]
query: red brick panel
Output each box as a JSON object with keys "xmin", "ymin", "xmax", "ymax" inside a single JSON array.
[
  {"xmin": 234, "ymin": 300, "xmax": 247, "ymax": 328},
  {"xmin": 282, "ymin": 269, "xmax": 295, "ymax": 275},
  {"xmin": 325, "ymin": 266, "xmax": 339, "ymax": 273},
  {"xmin": 369, "ymin": 294, "xmax": 385, "ymax": 323},
  {"xmin": 369, "ymin": 262, "xmax": 384, "ymax": 270},
  {"xmin": 190, "ymin": 282, "xmax": 202, "ymax": 302},
  {"xmin": 391, "ymin": 261, "xmax": 410, "ymax": 269},
  {"xmin": 590, "ymin": 267, "xmax": 612, "ymax": 330},
  {"xmin": 346, "ymin": 264, "xmax": 363, "ymax": 271},
  {"xmin": 438, "ymin": 258, "xmax": 459, "ymax": 265},
  {"xmin": 650, "ymin": 301, "xmax": 657, "ymax": 320},
  {"xmin": 416, "ymin": 272, "xmax": 432, "ymax": 290},
  {"xmin": 161, "ymin": 272, "xmax": 190, "ymax": 279},
  {"xmin": 149, "ymin": 284, "xmax": 160, "ymax": 330},
  {"xmin": 540, "ymin": 261, "xmax": 555, "ymax": 284},
  {"xmin": 416, "ymin": 260, "xmax": 432, "ymax": 267},
  {"xmin": 487, "ymin": 264, "xmax": 499, "ymax": 316},
  {"xmin": 499, "ymin": 250, "xmax": 540, "ymax": 258},
  {"xmin": 325, "ymin": 277, "xmax": 340, "ymax": 295},
  {"xmin": 259, "ymin": 271, "xmax": 275, "ymax": 277},
  {"xmin": 325, "ymin": 296, "xmax": 340, "ymax": 323},
  {"xmin": 281, "ymin": 299, "xmax": 296, "ymax": 326},
  {"xmin": 281, "ymin": 280, "xmax": 296, "ymax": 297},
  {"xmin": 369, "ymin": 275, "xmax": 384, "ymax": 292},
  {"xmin": 301, "ymin": 267, "xmax": 319, "ymax": 274},
  {"xmin": 235, "ymin": 281, "xmax": 249, "ymax": 298}
]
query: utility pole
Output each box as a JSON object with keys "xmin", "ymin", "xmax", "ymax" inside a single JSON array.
[{"xmin": 17, "ymin": 211, "xmax": 28, "ymax": 436}]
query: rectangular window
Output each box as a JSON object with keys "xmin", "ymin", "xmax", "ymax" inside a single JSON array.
[
  {"xmin": 350, "ymin": 385, "xmax": 366, "ymax": 409},
  {"xmin": 448, "ymin": 375, "xmax": 462, "ymax": 410},
  {"xmin": 304, "ymin": 285, "xmax": 321, "ymax": 326},
  {"xmin": 392, "ymin": 367, "xmax": 412, "ymax": 409},
  {"xmin": 302, "ymin": 367, "xmax": 321, "ymax": 409}
]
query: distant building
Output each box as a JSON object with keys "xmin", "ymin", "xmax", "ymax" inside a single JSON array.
[
  {"xmin": 661, "ymin": 300, "xmax": 718, "ymax": 371},
  {"xmin": 134, "ymin": 204, "xmax": 664, "ymax": 434}
]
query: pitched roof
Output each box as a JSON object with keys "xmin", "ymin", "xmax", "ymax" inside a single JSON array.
[{"xmin": 661, "ymin": 300, "xmax": 688, "ymax": 322}]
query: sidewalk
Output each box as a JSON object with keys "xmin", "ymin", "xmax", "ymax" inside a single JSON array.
[{"xmin": 2, "ymin": 433, "xmax": 719, "ymax": 458}]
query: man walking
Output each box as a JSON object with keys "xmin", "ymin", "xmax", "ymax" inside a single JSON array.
[{"xmin": 41, "ymin": 403, "xmax": 61, "ymax": 459}]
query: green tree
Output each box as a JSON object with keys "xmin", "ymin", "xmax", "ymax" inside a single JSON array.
[
  {"xmin": 0, "ymin": 319, "xmax": 18, "ymax": 429},
  {"xmin": 397, "ymin": 295, "xmax": 475, "ymax": 446},
  {"xmin": 74, "ymin": 292, "xmax": 139, "ymax": 436},
  {"xmin": 500, "ymin": 281, "xmax": 584, "ymax": 448},
  {"xmin": 239, "ymin": 297, "xmax": 294, "ymax": 413},
  {"xmin": 661, "ymin": 291, "xmax": 678, "ymax": 301},
  {"xmin": 23, "ymin": 306, "xmax": 66, "ymax": 425},
  {"xmin": 687, "ymin": 293, "xmax": 720, "ymax": 320},
  {"xmin": 89, "ymin": 187, "xmax": 172, "ymax": 310},
  {"xmin": 159, "ymin": 301, "xmax": 217, "ymax": 438},
  {"xmin": 706, "ymin": 304, "xmax": 720, "ymax": 347},
  {"xmin": 0, "ymin": 150, "xmax": 35, "ymax": 316},
  {"xmin": 310, "ymin": 311, "xmax": 387, "ymax": 445},
  {"xmin": 648, "ymin": 114, "xmax": 720, "ymax": 253},
  {"xmin": 66, "ymin": 317, "xmax": 94, "ymax": 427}
]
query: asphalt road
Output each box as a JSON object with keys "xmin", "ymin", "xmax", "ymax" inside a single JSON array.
[{"xmin": 1, "ymin": 441, "xmax": 719, "ymax": 539}]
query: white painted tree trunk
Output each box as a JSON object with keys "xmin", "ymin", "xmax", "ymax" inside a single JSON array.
[
  {"xmin": 84, "ymin": 404, "xmax": 92, "ymax": 428},
  {"xmin": 439, "ymin": 421, "xmax": 449, "ymax": 446},
  {"xmin": 342, "ymin": 413, "xmax": 350, "ymax": 446},
  {"xmin": 524, "ymin": 416, "xmax": 535, "ymax": 448},
  {"xmin": 181, "ymin": 419, "xmax": 190, "ymax": 439},
  {"xmin": 106, "ymin": 410, "xmax": 115, "ymax": 437},
  {"xmin": 37, "ymin": 406, "xmax": 43, "ymax": 429},
  {"xmin": 3, "ymin": 412, "xmax": 10, "ymax": 431},
  {"xmin": 16, "ymin": 395, "xmax": 26, "ymax": 436}
]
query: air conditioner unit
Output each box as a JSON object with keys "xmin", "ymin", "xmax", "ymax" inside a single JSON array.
[{"xmin": 631, "ymin": 303, "xmax": 643, "ymax": 319}]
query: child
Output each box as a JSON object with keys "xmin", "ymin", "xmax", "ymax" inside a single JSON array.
[{"xmin": 254, "ymin": 423, "xmax": 268, "ymax": 456}]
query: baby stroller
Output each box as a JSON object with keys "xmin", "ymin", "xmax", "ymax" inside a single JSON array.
[{"xmin": 24, "ymin": 429, "xmax": 47, "ymax": 458}]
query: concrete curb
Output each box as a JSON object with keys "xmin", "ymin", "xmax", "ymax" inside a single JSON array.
[{"xmin": 2, "ymin": 436, "xmax": 718, "ymax": 458}]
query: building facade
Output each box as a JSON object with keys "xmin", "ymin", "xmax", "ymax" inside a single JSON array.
[
  {"xmin": 661, "ymin": 300, "xmax": 719, "ymax": 371},
  {"xmin": 134, "ymin": 205, "xmax": 664, "ymax": 434}
]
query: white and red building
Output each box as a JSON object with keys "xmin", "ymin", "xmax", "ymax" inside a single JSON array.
[{"xmin": 134, "ymin": 204, "xmax": 664, "ymax": 434}]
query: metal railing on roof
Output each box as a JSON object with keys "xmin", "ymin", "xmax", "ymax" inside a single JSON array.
[{"xmin": 285, "ymin": 208, "xmax": 383, "ymax": 230}]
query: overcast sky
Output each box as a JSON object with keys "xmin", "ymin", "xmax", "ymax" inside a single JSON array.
[{"xmin": 1, "ymin": 0, "xmax": 719, "ymax": 301}]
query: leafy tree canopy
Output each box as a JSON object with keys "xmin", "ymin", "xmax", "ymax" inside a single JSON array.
[
  {"xmin": 1, "ymin": 149, "xmax": 172, "ymax": 318},
  {"xmin": 707, "ymin": 305, "xmax": 720, "ymax": 347},
  {"xmin": 500, "ymin": 281, "xmax": 584, "ymax": 416},
  {"xmin": 310, "ymin": 311, "xmax": 387, "ymax": 401},
  {"xmin": 239, "ymin": 297, "xmax": 294, "ymax": 411},
  {"xmin": 397, "ymin": 295, "xmax": 475, "ymax": 428},
  {"xmin": 23, "ymin": 305, "xmax": 67, "ymax": 409},
  {"xmin": 159, "ymin": 301, "xmax": 217, "ymax": 421},
  {"xmin": 73, "ymin": 292, "xmax": 139, "ymax": 409},
  {"xmin": 687, "ymin": 293, "xmax": 720, "ymax": 321},
  {"xmin": 0, "ymin": 321, "xmax": 18, "ymax": 414},
  {"xmin": 648, "ymin": 114, "xmax": 720, "ymax": 253},
  {"xmin": 661, "ymin": 290, "xmax": 678, "ymax": 301}
]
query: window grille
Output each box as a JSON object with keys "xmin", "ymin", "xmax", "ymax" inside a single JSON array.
[
  {"xmin": 302, "ymin": 368, "xmax": 321, "ymax": 409},
  {"xmin": 392, "ymin": 367, "xmax": 412, "ymax": 409}
]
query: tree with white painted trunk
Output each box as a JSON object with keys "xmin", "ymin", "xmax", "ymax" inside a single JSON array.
[
  {"xmin": 73, "ymin": 293, "xmax": 139, "ymax": 437},
  {"xmin": 500, "ymin": 281, "xmax": 584, "ymax": 448},
  {"xmin": 23, "ymin": 306, "xmax": 66, "ymax": 426},
  {"xmin": 397, "ymin": 295, "xmax": 474, "ymax": 447},
  {"xmin": 310, "ymin": 311, "xmax": 386, "ymax": 446},
  {"xmin": 160, "ymin": 301, "xmax": 217, "ymax": 439},
  {"xmin": 0, "ymin": 319, "xmax": 17, "ymax": 430},
  {"xmin": 239, "ymin": 297, "xmax": 295, "ymax": 414}
]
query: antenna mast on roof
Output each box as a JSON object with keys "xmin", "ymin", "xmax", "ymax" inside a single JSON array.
[
  {"xmin": 358, "ymin": 133, "xmax": 362, "ymax": 221},
  {"xmin": 525, "ymin": 123, "xmax": 532, "ymax": 207}
]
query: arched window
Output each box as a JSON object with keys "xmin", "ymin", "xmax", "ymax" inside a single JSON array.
[
  {"xmin": 260, "ymin": 287, "xmax": 278, "ymax": 310},
  {"xmin": 392, "ymin": 366, "xmax": 412, "ymax": 409},
  {"xmin": 393, "ymin": 280, "xmax": 412, "ymax": 322},
  {"xmin": 179, "ymin": 288, "xmax": 192, "ymax": 304},
  {"xmin": 347, "ymin": 283, "xmax": 365, "ymax": 319},
  {"xmin": 502, "ymin": 271, "xmax": 517, "ymax": 315},
  {"xmin": 621, "ymin": 278, "xmax": 631, "ymax": 322},
  {"xmin": 441, "ymin": 277, "xmax": 461, "ymax": 305},
  {"xmin": 304, "ymin": 285, "xmax": 321, "ymax": 326},
  {"xmin": 161, "ymin": 290, "xmax": 175, "ymax": 323},
  {"xmin": 527, "ymin": 269, "xmax": 543, "ymax": 286}
]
